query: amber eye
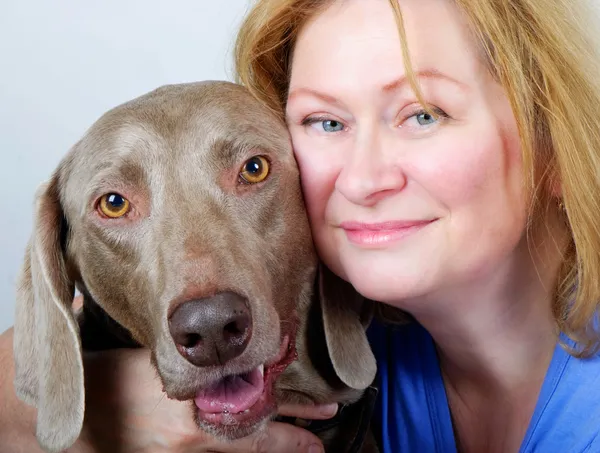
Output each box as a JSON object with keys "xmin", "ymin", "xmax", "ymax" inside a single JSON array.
[
  {"xmin": 98, "ymin": 193, "xmax": 130, "ymax": 218},
  {"xmin": 239, "ymin": 156, "xmax": 270, "ymax": 184}
]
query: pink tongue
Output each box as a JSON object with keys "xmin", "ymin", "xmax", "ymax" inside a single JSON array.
[{"xmin": 194, "ymin": 367, "xmax": 264, "ymax": 414}]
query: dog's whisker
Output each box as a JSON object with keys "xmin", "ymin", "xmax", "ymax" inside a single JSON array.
[{"xmin": 149, "ymin": 392, "xmax": 167, "ymax": 414}]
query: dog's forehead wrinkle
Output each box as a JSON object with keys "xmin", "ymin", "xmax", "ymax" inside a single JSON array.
[
  {"xmin": 171, "ymin": 156, "xmax": 221, "ymax": 199},
  {"xmin": 215, "ymin": 130, "xmax": 293, "ymax": 171},
  {"xmin": 166, "ymin": 131, "xmax": 270, "ymax": 186},
  {"xmin": 207, "ymin": 122, "xmax": 289, "ymax": 157},
  {"xmin": 137, "ymin": 83, "xmax": 289, "ymax": 164}
]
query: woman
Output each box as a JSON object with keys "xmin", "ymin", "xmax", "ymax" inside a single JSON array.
[{"xmin": 3, "ymin": 0, "xmax": 600, "ymax": 451}]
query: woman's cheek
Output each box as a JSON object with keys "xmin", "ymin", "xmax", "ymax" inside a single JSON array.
[
  {"xmin": 297, "ymin": 157, "xmax": 332, "ymax": 223},
  {"xmin": 414, "ymin": 131, "xmax": 506, "ymax": 206},
  {"xmin": 293, "ymin": 137, "xmax": 337, "ymax": 203}
]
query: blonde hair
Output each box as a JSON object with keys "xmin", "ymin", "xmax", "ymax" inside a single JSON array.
[{"xmin": 234, "ymin": 0, "xmax": 600, "ymax": 356}]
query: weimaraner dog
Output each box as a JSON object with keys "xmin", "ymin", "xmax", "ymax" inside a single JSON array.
[{"xmin": 13, "ymin": 81, "xmax": 380, "ymax": 453}]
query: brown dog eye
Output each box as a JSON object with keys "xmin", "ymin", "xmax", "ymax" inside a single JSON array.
[
  {"xmin": 239, "ymin": 156, "xmax": 270, "ymax": 184},
  {"xmin": 98, "ymin": 193, "xmax": 130, "ymax": 218}
]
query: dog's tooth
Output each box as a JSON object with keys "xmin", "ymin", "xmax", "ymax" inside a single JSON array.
[{"xmin": 258, "ymin": 364, "xmax": 264, "ymax": 377}]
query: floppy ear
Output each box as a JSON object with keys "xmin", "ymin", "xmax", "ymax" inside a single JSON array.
[
  {"xmin": 318, "ymin": 264, "xmax": 376, "ymax": 390},
  {"xmin": 13, "ymin": 175, "xmax": 83, "ymax": 453}
]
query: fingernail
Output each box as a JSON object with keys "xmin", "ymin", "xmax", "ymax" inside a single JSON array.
[
  {"xmin": 320, "ymin": 403, "xmax": 338, "ymax": 417},
  {"xmin": 308, "ymin": 444, "xmax": 324, "ymax": 453}
]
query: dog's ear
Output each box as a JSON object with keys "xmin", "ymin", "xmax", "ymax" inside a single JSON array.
[
  {"xmin": 318, "ymin": 264, "xmax": 376, "ymax": 390},
  {"xmin": 13, "ymin": 174, "xmax": 83, "ymax": 453}
]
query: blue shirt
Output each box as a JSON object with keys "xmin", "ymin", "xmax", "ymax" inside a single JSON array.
[{"xmin": 367, "ymin": 321, "xmax": 600, "ymax": 452}]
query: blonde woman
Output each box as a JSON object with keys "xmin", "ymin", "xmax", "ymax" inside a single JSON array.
[{"xmin": 3, "ymin": 0, "xmax": 600, "ymax": 452}]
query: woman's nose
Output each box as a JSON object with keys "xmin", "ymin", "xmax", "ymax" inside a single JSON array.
[{"xmin": 335, "ymin": 128, "xmax": 406, "ymax": 206}]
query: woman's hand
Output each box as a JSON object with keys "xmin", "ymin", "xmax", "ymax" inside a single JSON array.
[
  {"xmin": 76, "ymin": 347, "xmax": 336, "ymax": 453},
  {"xmin": 0, "ymin": 298, "xmax": 337, "ymax": 453},
  {"xmin": 2, "ymin": 294, "xmax": 336, "ymax": 453},
  {"xmin": 0, "ymin": 322, "xmax": 334, "ymax": 453}
]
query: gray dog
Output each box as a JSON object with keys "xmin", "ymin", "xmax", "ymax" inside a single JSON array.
[{"xmin": 13, "ymin": 81, "xmax": 380, "ymax": 453}]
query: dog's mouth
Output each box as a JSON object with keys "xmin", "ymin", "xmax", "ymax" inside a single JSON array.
[{"xmin": 193, "ymin": 335, "xmax": 296, "ymax": 432}]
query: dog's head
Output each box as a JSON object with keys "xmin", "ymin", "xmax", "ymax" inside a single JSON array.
[{"xmin": 13, "ymin": 81, "xmax": 376, "ymax": 453}]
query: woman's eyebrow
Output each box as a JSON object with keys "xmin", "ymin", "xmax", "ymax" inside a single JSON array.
[
  {"xmin": 382, "ymin": 69, "xmax": 469, "ymax": 92},
  {"xmin": 286, "ymin": 87, "xmax": 345, "ymax": 108},
  {"xmin": 287, "ymin": 69, "xmax": 468, "ymax": 106}
]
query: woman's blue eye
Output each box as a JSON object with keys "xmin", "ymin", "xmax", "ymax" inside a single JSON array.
[
  {"xmin": 321, "ymin": 120, "xmax": 344, "ymax": 132},
  {"xmin": 415, "ymin": 112, "xmax": 437, "ymax": 126}
]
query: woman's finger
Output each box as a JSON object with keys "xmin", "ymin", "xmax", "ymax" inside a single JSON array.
[
  {"xmin": 277, "ymin": 403, "xmax": 338, "ymax": 420},
  {"xmin": 192, "ymin": 422, "xmax": 325, "ymax": 453}
]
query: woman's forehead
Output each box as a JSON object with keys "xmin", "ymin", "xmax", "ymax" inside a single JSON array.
[{"xmin": 288, "ymin": 0, "xmax": 487, "ymax": 96}]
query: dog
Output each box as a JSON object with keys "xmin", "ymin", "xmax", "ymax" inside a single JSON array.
[{"xmin": 13, "ymin": 81, "xmax": 380, "ymax": 453}]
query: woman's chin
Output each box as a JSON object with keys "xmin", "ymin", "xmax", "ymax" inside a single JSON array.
[{"xmin": 346, "ymin": 265, "xmax": 434, "ymax": 307}]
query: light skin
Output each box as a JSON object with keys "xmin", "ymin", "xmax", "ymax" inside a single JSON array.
[
  {"xmin": 0, "ymin": 324, "xmax": 335, "ymax": 453},
  {"xmin": 1, "ymin": 0, "xmax": 570, "ymax": 452},
  {"xmin": 286, "ymin": 0, "xmax": 567, "ymax": 451}
]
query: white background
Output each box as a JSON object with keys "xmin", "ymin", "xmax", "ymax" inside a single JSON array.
[{"xmin": 0, "ymin": 0, "xmax": 252, "ymax": 332}]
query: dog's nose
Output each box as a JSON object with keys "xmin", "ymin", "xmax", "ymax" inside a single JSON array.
[{"xmin": 168, "ymin": 291, "xmax": 252, "ymax": 367}]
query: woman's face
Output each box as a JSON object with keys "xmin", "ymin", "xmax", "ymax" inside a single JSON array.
[{"xmin": 285, "ymin": 0, "xmax": 527, "ymax": 306}]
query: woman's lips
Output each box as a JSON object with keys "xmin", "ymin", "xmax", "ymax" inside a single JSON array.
[{"xmin": 340, "ymin": 219, "xmax": 435, "ymax": 247}]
